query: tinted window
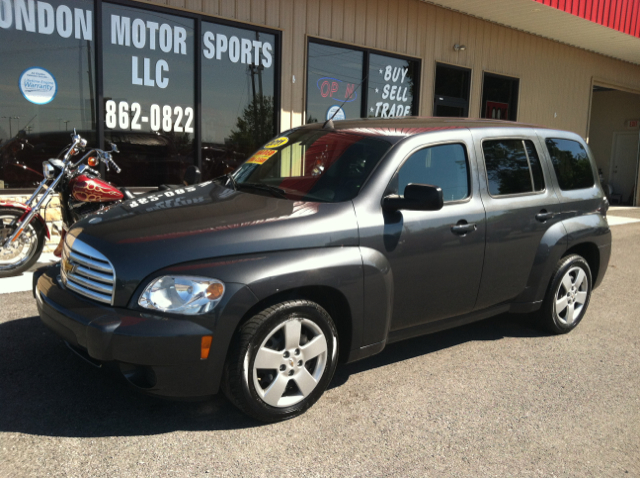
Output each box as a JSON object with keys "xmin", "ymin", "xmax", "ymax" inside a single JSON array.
[
  {"xmin": 483, "ymin": 139, "xmax": 537, "ymax": 196},
  {"xmin": 397, "ymin": 144, "xmax": 469, "ymax": 202},
  {"xmin": 545, "ymin": 138, "xmax": 594, "ymax": 190}
]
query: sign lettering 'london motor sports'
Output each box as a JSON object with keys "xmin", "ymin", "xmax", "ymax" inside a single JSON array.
[
  {"xmin": 109, "ymin": 15, "xmax": 274, "ymax": 90},
  {"xmin": 0, "ymin": 0, "xmax": 92, "ymax": 39},
  {"xmin": 1, "ymin": 0, "xmax": 274, "ymax": 92}
]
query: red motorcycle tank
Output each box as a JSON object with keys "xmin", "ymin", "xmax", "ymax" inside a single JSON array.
[{"xmin": 70, "ymin": 175, "xmax": 124, "ymax": 202}]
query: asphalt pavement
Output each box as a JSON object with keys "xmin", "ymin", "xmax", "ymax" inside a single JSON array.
[{"xmin": 1, "ymin": 211, "xmax": 639, "ymax": 477}]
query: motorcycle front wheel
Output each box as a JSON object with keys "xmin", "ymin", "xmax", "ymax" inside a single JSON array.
[{"xmin": 0, "ymin": 208, "xmax": 46, "ymax": 278}]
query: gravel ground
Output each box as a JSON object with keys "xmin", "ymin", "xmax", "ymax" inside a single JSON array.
[{"xmin": 0, "ymin": 222, "xmax": 638, "ymax": 477}]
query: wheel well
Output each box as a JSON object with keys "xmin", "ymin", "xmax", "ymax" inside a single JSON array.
[
  {"xmin": 237, "ymin": 286, "xmax": 353, "ymax": 363},
  {"xmin": 564, "ymin": 243, "xmax": 600, "ymax": 283}
]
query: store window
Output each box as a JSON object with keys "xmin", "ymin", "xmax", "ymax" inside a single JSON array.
[
  {"xmin": 482, "ymin": 139, "xmax": 545, "ymax": 196},
  {"xmin": 481, "ymin": 73, "xmax": 519, "ymax": 121},
  {"xmin": 306, "ymin": 40, "xmax": 419, "ymax": 123},
  {"xmin": 306, "ymin": 42, "xmax": 364, "ymax": 123},
  {"xmin": 201, "ymin": 22, "xmax": 277, "ymax": 180},
  {"xmin": 0, "ymin": 0, "xmax": 96, "ymax": 189},
  {"xmin": 1, "ymin": 1, "xmax": 280, "ymax": 192},
  {"xmin": 433, "ymin": 63, "xmax": 471, "ymax": 117},
  {"xmin": 367, "ymin": 53, "xmax": 419, "ymax": 118},
  {"xmin": 102, "ymin": 3, "xmax": 195, "ymax": 187}
]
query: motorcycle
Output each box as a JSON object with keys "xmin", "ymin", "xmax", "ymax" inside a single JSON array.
[{"xmin": 0, "ymin": 130, "xmax": 127, "ymax": 277}]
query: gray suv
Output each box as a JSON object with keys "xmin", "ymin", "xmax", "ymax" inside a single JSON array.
[{"xmin": 34, "ymin": 118, "xmax": 611, "ymax": 422}]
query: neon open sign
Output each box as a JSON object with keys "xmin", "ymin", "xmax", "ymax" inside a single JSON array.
[{"xmin": 316, "ymin": 77, "xmax": 358, "ymax": 102}]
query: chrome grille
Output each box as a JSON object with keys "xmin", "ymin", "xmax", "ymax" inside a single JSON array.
[{"xmin": 61, "ymin": 236, "xmax": 115, "ymax": 305}]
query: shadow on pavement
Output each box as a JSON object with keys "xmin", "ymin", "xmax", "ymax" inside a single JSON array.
[
  {"xmin": 0, "ymin": 312, "xmax": 544, "ymax": 437},
  {"xmin": 331, "ymin": 312, "xmax": 545, "ymax": 388}
]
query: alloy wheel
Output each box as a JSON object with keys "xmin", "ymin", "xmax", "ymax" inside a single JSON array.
[
  {"xmin": 554, "ymin": 265, "xmax": 589, "ymax": 326},
  {"xmin": 251, "ymin": 317, "xmax": 328, "ymax": 408}
]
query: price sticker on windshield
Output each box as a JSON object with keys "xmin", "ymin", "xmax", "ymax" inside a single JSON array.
[
  {"xmin": 247, "ymin": 149, "xmax": 278, "ymax": 164},
  {"xmin": 264, "ymin": 137, "xmax": 289, "ymax": 148}
]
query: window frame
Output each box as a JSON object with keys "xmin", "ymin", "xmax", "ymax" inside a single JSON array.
[
  {"xmin": 305, "ymin": 37, "xmax": 421, "ymax": 122},
  {"xmin": 386, "ymin": 141, "xmax": 472, "ymax": 206},
  {"xmin": 433, "ymin": 62, "xmax": 472, "ymax": 118},
  {"xmin": 480, "ymin": 137, "xmax": 547, "ymax": 199},
  {"xmin": 479, "ymin": 71, "xmax": 520, "ymax": 122}
]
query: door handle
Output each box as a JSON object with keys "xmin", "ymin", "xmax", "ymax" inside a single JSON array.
[
  {"xmin": 535, "ymin": 210, "xmax": 555, "ymax": 222},
  {"xmin": 451, "ymin": 222, "xmax": 477, "ymax": 235}
]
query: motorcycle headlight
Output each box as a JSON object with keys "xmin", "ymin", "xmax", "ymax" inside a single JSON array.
[
  {"xmin": 138, "ymin": 276, "xmax": 225, "ymax": 315},
  {"xmin": 42, "ymin": 161, "xmax": 56, "ymax": 179}
]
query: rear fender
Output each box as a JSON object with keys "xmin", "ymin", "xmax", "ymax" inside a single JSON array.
[
  {"xmin": 0, "ymin": 201, "xmax": 51, "ymax": 239},
  {"xmin": 515, "ymin": 213, "xmax": 610, "ymax": 305},
  {"xmin": 513, "ymin": 220, "xmax": 568, "ymax": 305}
]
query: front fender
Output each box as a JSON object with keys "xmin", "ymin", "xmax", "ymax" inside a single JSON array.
[
  {"xmin": 140, "ymin": 248, "xmax": 371, "ymax": 373},
  {"xmin": 0, "ymin": 201, "xmax": 51, "ymax": 239}
]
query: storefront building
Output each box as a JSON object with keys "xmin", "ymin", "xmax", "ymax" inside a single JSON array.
[{"xmin": 2, "ymin": 0, "xmax": 640, "ymax": 207}]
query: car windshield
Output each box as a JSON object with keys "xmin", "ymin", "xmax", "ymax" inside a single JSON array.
[{"xmin": 228, "ymin": 129, "xmax": 394, "ymax": 202}]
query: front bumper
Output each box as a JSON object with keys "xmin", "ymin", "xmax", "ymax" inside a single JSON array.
[{"xmin": 34, "ymin": 264, "xmax": 253, "ymax": 398}]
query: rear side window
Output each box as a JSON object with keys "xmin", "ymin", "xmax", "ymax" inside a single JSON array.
[
  {"xmin": 397, "ymin": 143, "xmax": 469, "ymax": 202},
  {"xmin": 545, "ymin": 138, "xmax": 594, "ymax": 190},
  {"xmin": 482, "ymin": 139, "xmax": 545, "ymax": 196}
]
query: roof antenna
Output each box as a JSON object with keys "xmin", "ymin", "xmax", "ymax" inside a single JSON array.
[{"xmin": 322, "ymin": 70, "xmax": 371, "ymax": 129}]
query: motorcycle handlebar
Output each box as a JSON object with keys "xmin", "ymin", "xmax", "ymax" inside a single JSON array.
[{"xmin": 108, "ymin": 155, "xmax": 121, "ymax": 174}]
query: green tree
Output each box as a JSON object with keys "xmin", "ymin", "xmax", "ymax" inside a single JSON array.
[{"xmin": 228, "ymin": 95, "xmax": 275, "ymax": 157}]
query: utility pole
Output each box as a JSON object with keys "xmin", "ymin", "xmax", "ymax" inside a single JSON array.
[{"xmin": 1, "ymin": 116, "xmax": 18, "ymax": 137}]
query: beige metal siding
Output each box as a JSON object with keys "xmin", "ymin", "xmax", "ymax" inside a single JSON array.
[{"xmin": 140, "ymin": 0, "xmax": 640, "ymax": 137}]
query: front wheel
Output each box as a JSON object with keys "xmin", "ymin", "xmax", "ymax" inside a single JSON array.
[
  {"xmin": 223, "ymin": 300, "xmax": 339, "ymax": 422},
  {"xmin": 0, "ymin": 208, "xmax": 46, "ymax": 277},
  {"xmin": 538, "ymin": 254, "xmax": 592, "ymax": 334}
]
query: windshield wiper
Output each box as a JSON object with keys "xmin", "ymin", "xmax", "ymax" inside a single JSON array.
[{"xmin": 237, "ymin": 182, "xmax": 287, "ymax": 199}]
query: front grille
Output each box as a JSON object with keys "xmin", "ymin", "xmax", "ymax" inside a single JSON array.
[{"xmin": 61, "ymin": 236, "xmax": 115, "ymax": 305}]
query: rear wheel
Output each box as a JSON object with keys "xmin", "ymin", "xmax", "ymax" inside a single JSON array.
[
  {"xmin": 0, "ymin": 209, "xmax": 46, "ymax": 277},
  {"xmin": 538, "ymin": 254, "xmax": 592, "ymax": 334},
  {"xmin": 223, "ymin": 300, "xmax": 339, "ymax": 422}
]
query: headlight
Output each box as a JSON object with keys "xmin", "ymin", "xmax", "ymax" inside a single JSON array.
[
  {"xmin": 42, "ymin": 161, "xmax": 56, "ymax": 179},
  {"xmin": 138, "ymin": 276, "xmax": 225, "ymax": 315}
]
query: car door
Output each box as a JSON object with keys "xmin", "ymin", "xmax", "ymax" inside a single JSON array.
[
  {"xmin": 356, "ymin": 130, "xmax": 486, "ymax": 333},
  {"xmin": 471, "ymin": 131, "xmax": 564, "ymax": 310}
]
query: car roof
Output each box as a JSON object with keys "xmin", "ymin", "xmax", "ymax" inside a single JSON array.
[{"xmin": 301, "ymin": 116, "xmax": 552, "ymax": 139}]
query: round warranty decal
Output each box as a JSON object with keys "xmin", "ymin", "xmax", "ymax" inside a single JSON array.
[
  {"xmin": 326, "ymin": 105, "xmax": 346, "ymax": 121},
  {"xmin": 19, "ymin": 68, "xmax": 58, "ymax": 105}
]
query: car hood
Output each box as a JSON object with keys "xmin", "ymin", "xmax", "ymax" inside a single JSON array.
[{"xmin": 68, "ymin": 181, "xmax": 359, "ymax": 304}]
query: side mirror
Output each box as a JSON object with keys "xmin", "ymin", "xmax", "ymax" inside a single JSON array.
[
  {"xmin": 183, "ymin": 165, "xmax": 202, "ymax": 186},
  {"xmin": 382, "ymin": 183, "xmax": 444, "ymax": 212}
]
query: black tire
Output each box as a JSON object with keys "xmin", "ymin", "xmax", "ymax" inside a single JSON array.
[
  {"xmin": 222, "ymin": 300, "xmax": 339, "ymax": 422},
  {"xmin": 538, "ymin": 254, "xmax": 592, "ymax": 334},
  {"xmin": 0, "ymin": 208, "xmax": 46, "ymax": 278}
]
